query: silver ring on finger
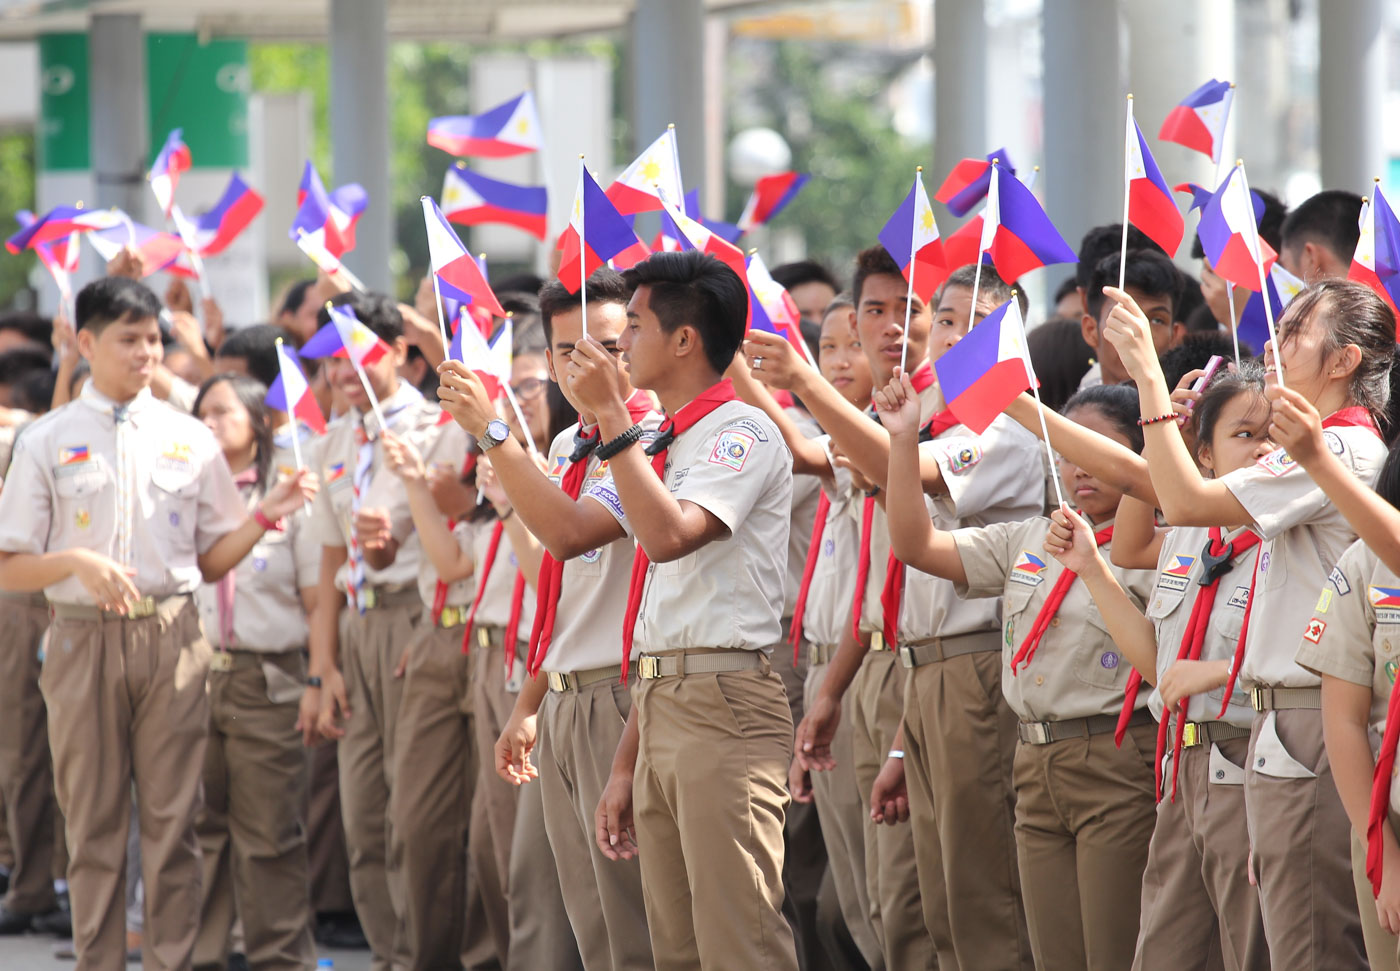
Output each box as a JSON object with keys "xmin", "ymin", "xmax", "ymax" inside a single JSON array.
[{"xmin": 752, "ymin": 357, "xmax": 763, "ymax": 371}]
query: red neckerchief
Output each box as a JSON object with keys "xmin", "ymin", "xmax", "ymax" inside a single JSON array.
[
  {"xmin": 1009, "ymin": 525, "xmax": 1114, "ymax": 674},
  {"xmin": 790, "ymin": 491, "xmax": 831, "ymax": 663},
  {"xmin": 1325, "ymin": 405, "xmax": 1381, "ymax": 436},
  {"xmin": 505, "ymin": 570, "xmax": 526, "ymax": 677},
  {"xmin": 526, "ymin": 390, "xmax": 654, "ymax": 676},
  {"xmin": 621, "ymin": 380, "xmax": 739, "ymax": 682}
]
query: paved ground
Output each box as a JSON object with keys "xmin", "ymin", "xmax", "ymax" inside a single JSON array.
[{"xmin": 0, "ymin": 935, "xmax": 373, "ymax": 969}]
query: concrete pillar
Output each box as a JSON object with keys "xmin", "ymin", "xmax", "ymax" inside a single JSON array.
[
  {"xmin": 329, "ymin": 0, "xmax": 391, "ymax": 292},
  {"xmin": 1042, "ymin": 0, "xmax": 1126, "ymax": 274},
  {"xmin": 88, "ymin": 14, "xmax": 147, "ymax": 219},
  {"xmin": 630, "ymin": 0, "xmax": 706, "ymax": 206},
  {"xmin": 933, "ymin": 0, "xmax": 985, "ymax": 187},
  {"xmin": 1318, "ymin": 0, "xmax": 1385, "ymax": 192}
]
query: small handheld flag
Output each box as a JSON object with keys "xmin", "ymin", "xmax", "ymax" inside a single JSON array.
[
  {"xmin": 290, "ymin": 161, "xmax": 367, "ymax": 259},
  {"xmin": 1350, "ymin": 181, "xmax": 1400, "ymax": 319},
  {"xmin": 556, "ymin": 164, "xmax": 641, "ymax": 294},
  {"xmin": 1122, "ymin": 99, "xmax": 1184, "ymax": 259},
  {"xmin": 1195, "ymin": 166, "xmax": 1277, "ymax": 293},
  {"xmin": 747, "ymin": 251, "xmax": 817, "ymax": 367},
  {"xmin": 15, "ymin": 210, "xmax": 78, "ymax": 312},
  {"xmin": 878, "ymin": 168, "xmax": 948, "ymax": 304},
  {"xmin": 1238, "ymin": 263, "xmax": 1303, "ymax": 354},
  {"xmin": 7, "ymin": 205, "xmax": 125, "ymax": 254},
  {"xmin": 934, "ymin": 148, "xmax": 1016, "ymax": 218},
  {"xmin": 423, "ymin": 197, "xmax": 506, "ymax": 318},
  {"xmin": 170, "ymin": 204, "xmax": 209, "ymax": 297},
  {"xmin": 266, "ymin": 340, "xmax": 327, "ymax": 436},
  {"xmin": 149, "ymin": 128, "xmax": 192, "ymax": 218},
  {"xmin": 308, "ymin": 303, "xmax": 389, "ymax": 428},
  {"xmin": 189, "ymin": 172, "xmax": 264, "ymax": 256},
  {"xmin": 656, "ymin": 190, "xmax": 751, "ymax": 326},
  {"xmin": 1159, "ymin": 79, "xmax": 1234, "ymax": 164},
  {"xmin": 933, "ymin": 298, "xmax": 1035, "ymax": 434},
  {"xmin": 86, "ymin": 219, "xmax": 187, "ymax": 278},
  {"xmin": 607, "ymin": 127, "xmax": 685, "ymax": 215},
  {"xmin": 980, "ymin": 162, "xmax": 1077, "ymax": 283},
  {"xmin": 441, "ymin": 164, "xmax": 547, "ymax": 240},
  {"xmin": 737, "ymin": 171, "xmax": 809, "ymax": 232},
  {"xmin": 427, "ymin": 92, "xmax": 543, "ymax": 158}
]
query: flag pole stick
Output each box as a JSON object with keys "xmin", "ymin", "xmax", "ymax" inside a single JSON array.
[
  {"xmin": 353, "ymin": 361, "xmax": 387, "ymax": 432},
  {"xmin": 967, "ymin": 159, "xmax": 997, "ymax": 340},
  {"xmin": 1012, "ymin": 291, "xmax": 1067, "ymax": 511},
  {"xmin": 579, "ymin": 155, "xmax": 588, "ymax": 342},
  {"xmin": 274, "ymin": 337, "xmax": 313, "ymax": 516},
  {"xmin": 1118, "ymin": 95, "xmax": 1133, "ymax": 291},
  {"xmin": 502, "ymin": 384, "xmax": 539, "ymax": 457},
  {"xmin": 296, "ymin": 229, "xmax": 367, "ymax": 292},
  {"xmin": 900, "ymin": 167, "xmax": 921, "ymax": 375},
  {"xmin": 1225, "ymin": 284, "xmax": 1242, "ymax": 370},
  {"xmin": 1234, "ymin": 161, "xmax": 1284, "ymax": 389}
]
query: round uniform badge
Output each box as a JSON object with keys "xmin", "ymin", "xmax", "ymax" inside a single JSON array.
[
  {"xmin": 1100, "ymin": 651, "xmax": 1119, "ymax": 669},
  {"xmin": 169, "ymin": 512, "xmax": 180, "ymax": 527},
  {"xmin": 1387, "ymin": 660, "xmax": 1398, "ymax": 685},
  {"xmin": 75, "ymin": 509, "xmax": 90, "ymax": 529},
  {"xmin": 253, "ymin": 557, "xmax": 268, "ymax": 572}
]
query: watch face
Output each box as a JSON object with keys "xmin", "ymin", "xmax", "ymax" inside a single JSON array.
[{"xmin": 487, "ymin": 419, "xmax": 511, "ymax": 442}]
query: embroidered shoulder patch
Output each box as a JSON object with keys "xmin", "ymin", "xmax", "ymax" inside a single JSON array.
[
  {"xmin": 1226, "ymin": 585, "xmax": 1250, "ymax": 610},
  {"xmin": 720, "ymin": 417, "xmax": 769, "ymax": 443},
  {"xmin": 709, "ymin": 430, "xmax": 755, "ymax": 471},
  {"xmin": 1323, "ymin": 430, "xmax": 1345, "ymax": 455},
  {"xmin": 1009, "ymin": 550, "xmax": 1048, "ymax": 587},
  {"xmin": 1328, "ymin": 567, "xmax": 1352, "ymax": 596},
  {"xmin": 1302, "ymin": 617, "xmax": 1326, "ymax": 644},
  {"xmin": 1256, "ymin": 448, "xmax": 1295, "ymax": 477},
  {"xmin": 944, "ymin": 443, "xmax": 982, "ymax": 475}
]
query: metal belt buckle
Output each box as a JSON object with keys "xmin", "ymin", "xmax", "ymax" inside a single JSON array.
[
  {"xmin": 1182, "ymin": 722, "xmax": 1202, "ymax": 748},
  {"xmin": 898, "ymin": 645, "xmax": 915, "ymax": 668},
  {"xmin": 638, "ymin": 655, "xmax": 662, "ymax": 680},
  {"xmin": 439, "ymin": 606, "xmax": 464, "ymax": 629},
  {"xmin": 869, "ymin": 631, "xmax": 884, "ymax": 652},
  {"xmin": 1023, "ymin": 722, "xmax": 1052, "ymax": 745},
  {"xmin": 808, "ymin": 643, "xmax": 822, "ymax": 667},
  {"xmin": 476, "ymin": 628, "xmax": 491, "ymax": 650},
  {"xmin": 127, "ymin": 597, "xmax": 157, "ymax": 620},
  {"xmin": 362, "ymin": 588, "xmax": 380, "ymax": 611},
  {"xmin": 209, "ymin": 651, "xmax": 234, "ymax": 672},
  {"xmin": 546, "ymin": 671, "xmax": 571, "ymax": 692},
  {"xmin": 1249, "ymin": 686, "xmax": 1267, "ymax": 711}
]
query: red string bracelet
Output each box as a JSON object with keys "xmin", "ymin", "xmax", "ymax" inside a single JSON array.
[{"xmin": 1137, "ymin": 413, "xmax": 1176, "ymax": 427}]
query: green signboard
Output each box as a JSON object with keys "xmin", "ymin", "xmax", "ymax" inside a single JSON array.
[
  {"xmin": 146, "ymin": 33, "xmax": 250, "ymax": 169},
  {"xmin": 38, "ymin": 33, "xmax": 90, "ymax": 172}
]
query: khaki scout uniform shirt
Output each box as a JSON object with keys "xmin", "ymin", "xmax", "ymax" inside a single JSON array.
[
  {"xmin": 1143, "ymin": 525, "xmax": 1255, "ymax": 728},
  {"xmin": 799, "ymin": 439, "xmax": 857, "ymax": 649},
  {"xmin": 783, "ymin": 409, "xmax": 823, "ymax": 619},
  {"xmin": 0, "ymin": 384, "xmax": 247, "ymax": 604},
  {"xmin": 953, "ymin": 517, "xmax": 1155, "ymax": 722},
  {"xmin": 587, "ymin": 400, "xmax": 793, "ymax": 653},
  {"xmin": 1296, "ymin": 539, "xmax": 1400, "ymax": 812},
  {"xmin": 1220, "ymin": 425, "xmax": 1386, "ymax": 688},
  {"xmin": 310, "ymin": 381, "xmax": 443, "ymax": 594},
  {"xmin": 469, "ymin": 519, "xmax": 536, "ymax": 634}
]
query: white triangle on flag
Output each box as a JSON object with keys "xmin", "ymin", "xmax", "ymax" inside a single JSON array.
[
  {"xmin": 442, "ymin": 167, "xmax": 486, "ymax": 213},
  {"xmin": 498, "ymin": 93, "xmax": 542, "ymax": 152}
]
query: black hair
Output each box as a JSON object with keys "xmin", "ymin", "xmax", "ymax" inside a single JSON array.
[
  {"xmin": 215, "ymin": 324, "xmax": 296, "ymax": 389},
  {"xmin": 318, "ymin": 291, "xmax": 403, "ymax": 344},
  {"xmin": 193, "ymin": 373, "xmax": 275, "ymax": 491},
  {"xmin": 851, "ymin": 245, "xmax": 906, "ymax": 308},
  {"xmin": 1159, "ymin": 333, "xmax": 1244, "ymax": 391},
  {"xmin": 74, "ymin": 276, "xmax": 162, "ymax": 334},
  {"xmin": 1191, "ymin": 188, "xmax": 1286, "ymax": 259},
  {"xmin": 1052, "ymin": 276, "xmax": 1080, "ymax": 307},
  {"xmin": 1063, "ymin": 383, "xmax": 1145, "ymax": 453},
  {"xmin": 494, "ymin": 273, "xmax": 545, "ymax": 297},
  {"xmin": 770, "ymin": 260, "xmax": 839, "ymax": 295},
  {"xmin": 938, "ymin": 262, "xmax": 1027, "ymax": 316},
  {"xmin": 1175, "ymin": 273, "xmax": 1204, "ymax": 325},
  {"xmin": 1374, "ymin": 442, "xmax": 1400, "ymax": 509},
  {"xmin": 621, "ymin": 251, "xmax": 748, "ymax": 375},
  {"xmin": 1278, "ymin": 280, "xmax": 1396, "ymax": 428},
  {"xmin": 538, "ymin": 268, "xmax": 630, "ymax": 344},
  {"xmin": 1280, "ymin": 189, "xmax": 1364, "ymax": 268},
  {"xmin": 1184, "ymin": 303, "xmax": 1223, "ymax": 336},
  {"xmin": 13, "ymin": 368, "xmax": 55, "ymax": 414},
  {"xmin": 0, "ymin": 311, "xmax": 53, "ymax": 351},
  {"xmin": 1027, "ymin": 317, "xmax": 1094, "ymax": 414},
  {"xmin": 1189, "ymin": 360, "xmax": 1267, "ymax": 463},
  {"xmin": 1384, "ymin": 347, "xmax": 1400, "ymax": 447},
  {"xmin": 822, "ymin": 292, "xmax": 855, "ymax": 320},
  {"xmin": 278, "ymin": 279, "xmax": 316, "ymax": 318},
  {"xmin": 1075, "ymin": 224, "xmax": 1164, "ymax": 291},
  {"xmin": 1086, "ymin": 249, "xmax": 1183, "ymax": 322},
  {"xmin": 0, "ymin": 348, "xmax": 54, "ymax": 388}
]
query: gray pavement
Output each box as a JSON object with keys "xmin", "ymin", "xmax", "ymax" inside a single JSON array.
[{"xmin": 0, "ymin": 935, "xmax": 372, "ymax": 969}]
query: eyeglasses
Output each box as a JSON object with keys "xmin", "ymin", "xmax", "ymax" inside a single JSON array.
[{"xmin": 510, "ymin": 377, "xmax": 547, "ymax": 400}]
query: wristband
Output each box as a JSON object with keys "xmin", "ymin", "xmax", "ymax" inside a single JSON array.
[
  {"xmin": 596, "ymin": 423, "xmax": 644, "ymax": 461},
  {"xmin": 1137, "ymin": 413, "xmax": 1176, "ymax": 428},
  {"xmin": 253, "ymin": 508, "xmax": 283, "ymax": 532},
  {"xmin": 887, "ymin": 749, "xmax": 905, "ymax": 760},
  {"xmin": 306, "ymin": 676, "xmax": 323, "ymax": 689}
]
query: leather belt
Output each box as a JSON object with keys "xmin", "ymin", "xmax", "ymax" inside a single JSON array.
[
  {"xmin": 359, "ymin": 586, "xmax": 419, "ymax": 612},
  {"xmin": 1181, "ymin": 720, "xmax": 1251, "ymax": 748},
  {"xmin": 52, "ymin": 594, "xmax": 188, "ymax": 622},
  {"xmin": 897, "ymin": 630, "xmax": 1000, "ymax": 669},
  {"xmin": 1249, "ymin": 686, "xmax": 1322, "ymax": 711},
  {"xmin": 547, "ymin": 663, "xmax": 634, "ymax": 693},
  {"xmin": 1018, "ymin": 708, "xmax": 1153, "ymax": 746},
  {"xmin": 638, "ymin": 649, "xmax": 762, "ymax": 680}
]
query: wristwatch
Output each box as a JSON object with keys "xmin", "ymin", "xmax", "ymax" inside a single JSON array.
[{"xmin": 478, "ymin": 418, "xmax": 511, "ymax": 453}]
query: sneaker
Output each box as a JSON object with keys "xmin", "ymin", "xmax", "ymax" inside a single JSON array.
[
  {"xmin": 0, "ymin": 903, "xmax": 32, "ymax": 934},
  {"xmin": 31, "ymin": 906, "xmax": 72, "ymax": 937},
  {"xmin": 314, "ymin": 911, "xmax": 368, "ymax": 950}
]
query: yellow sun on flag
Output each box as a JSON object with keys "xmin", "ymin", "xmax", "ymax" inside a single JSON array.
[
  {"xmin": 919, "ymin": 206, "xmax": 935, "ymax": 233},
  {"xmin": 516, "ymin": 117, "xmax": 532, "ymax": 136},
  {"xmin": 641, "ymin": 158, "xmax": 662, "ymax": 182}
]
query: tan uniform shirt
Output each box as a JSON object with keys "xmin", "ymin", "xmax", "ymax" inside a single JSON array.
[
  {"xmin": 783, "ymin": 409, "xmax": 823, "ymax": 618},
  {"xmin": 469, "ymin": 519, "xmax": 536, "ymax": 634},
  {"xmin": 310, "ymin": 381, "xmax": 443, "ymax": 593},
  {"xmin": 587, "ymin": 400, "xmax": 793, "ymax": 653},
  {"xmin": 954, "ymin": 517, "xmax": 1155, "ymax": 722},
  {"xmin": 798, "ymin": 439, "xmax": 858, "ymax": 649},
  {"xmin": 1296, "ymin": 539, "xmax": 1400, "ymax": 813},
  {"xmin": 1221, "ymin": 424, "xmax": 1386, "ymax": 688},
  {"xmin": 0, "ymin": 384, "xmax": 247, "ymax": 604},
  {"xmin": 1143, "ymin": 525, "xmax": 1255, "ymax": 728}
]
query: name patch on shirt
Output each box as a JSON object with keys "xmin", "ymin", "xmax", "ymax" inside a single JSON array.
[
  {"xmin": 159, "ymin": 442, "xmax": 193, "ymax": 468},
  {"xmin": 1256, "ymin": 448, "xmax": 1296, "ymax": 477},
  {"xmin": 1302, "ymin": 617, "xmax": 1326, "ymax": 644},
  {"xmin": 1010, "ymin": 550, "xmax": 1048, "ymax": 587},
  {"xmin": 944, "ymin": 443, "xmax": 982, "ymax": 475},
  {"xmin": 709, "ymin": 430, "xmax": 756, "ymax": 471},
  {"xmin": 1226, "ymin": 585, "xmax": 1251, "ymax": 610},
  {"xmin": 1369, "ymin": 587, "xmax": 1400, "ymax": 628},
  {"xmin": 1157, "ymin": 554, "xmax": 1196, "ymax": 593},
  {"xmin": 720, "ymin": 418, "xmax": 769, "ymax": 443},
  {"xmin": 1328, "ymin": 567, "xmax": 1352, "ymax": 596}
]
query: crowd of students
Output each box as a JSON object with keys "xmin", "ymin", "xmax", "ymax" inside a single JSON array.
[{"xmin": 0, "ymin": 180, "xmax": 1399, "ymax": 971}]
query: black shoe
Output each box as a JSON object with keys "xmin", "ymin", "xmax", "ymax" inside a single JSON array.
[
  {"xmin": 227, "ymin": 953, "xmax": 251, "ymax": 971},
  {"xmin": 0, "ymin": 867, "xmax": 9, "ymax": 897},
  {"xmin": 0, "ymin": 903, "xmax": 33, "ymax": 935},
  {"xmin": 314, "ymin": 912, "xmax": 369, "ymax": 950},
  {"xmin": 31, "ymin": 906, "xmax": 72, "ymax": 937}
]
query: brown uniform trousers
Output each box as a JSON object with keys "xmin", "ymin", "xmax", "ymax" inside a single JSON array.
[
  {"xmin": 194, "ymin": 649, "xmax": 316, "ymax": 971},
  {"xmin": 389, "ymin": 618, "xmax": 496, "ymax": 970},
  {"xmin": 305, "ymin": 743, "xmax": 354, "ymax": 915},
  {"xmin": 848, "ymin": 649, "xmax": 936, "ymax": 969},
  {"xmin": 1246, "ymin": 708, "xmax": 1365, "ymax": 968},
  {"xmin": 902, "ymin": 640, "xmax": 1033, "ymax": 971},
  {"xmin": 631, "ymin": 651, "xmax": 800, "ymax": 971},
  {"xmin": 469, "ymin": 628, "xmax": 580, "ymax": 971},
  {"xmin": 803, "ymin": 647, "xmax": 882, "ymax": 969},
  {"xmin": 1013, "ymin": 719, "xmax": 1158, "ymax": 971},
  {"xmin": 537, "ymin": 667, "xmax": 653, "ymax": 970},
  {"xmin": 0, "ymin": 593, "xmax": 60, "ymax": 915},
  {"xmin": 44, "ymin": 596, "xmax": 210, "ymax": 971},
  {"xmin": 1132, "ymin": 734, "xmax": 1267, "ymax": 971},
  {"xmin": 336, "ymin": 590, "xmax": 420, "ymax": 971}
]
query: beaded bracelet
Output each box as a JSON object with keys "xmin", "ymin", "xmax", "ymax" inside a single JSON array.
[{"xmin": 1137, "ymin": 413, "xmax": 1176, "ymax": 428}]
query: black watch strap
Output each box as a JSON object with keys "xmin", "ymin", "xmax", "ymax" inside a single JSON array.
[
  {"xmin": 306, "ymin": 676, "xmax": 323, "ymax": 688},
  {"xmin": 596, "ymin": 423, "xmax": 644, "ymax": 462}
]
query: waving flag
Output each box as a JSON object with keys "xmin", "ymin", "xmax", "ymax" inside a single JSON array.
[
  {"xmin": 1160, "ymin": 79, "xmax": 1234, "ymax": 164},
  {"xmin": 980, "ymin": 163, "xmax": 1076, "ymax": 282},
  {"xmin": 1350, "ymin": 185, "xmax": 1400, "ymax": 318},
  {"xmin": 149, "ymin": 128, "xmax": 192, "ymax": 218},
  {"xmin": 451, "ymin": 316, "xmax": 513, "ymax": 398},
  {"xmin": 657, "ymin": 191, "xmax": 750, "ymax": 308},
  {"xmin": 427, "ymin": 92, "xmax": 543, "ymax": 158},
  {"xmin": 441, "ymin": 163, "xmax": 547, "ymax": 240},
  {"xmin": 169, "ymin": 205, "xmax": 208, "ymax": 284},
  {"xmin": 266, "ymin": 342, "xmax": 327, "ymax": 434},
  {"xmin": 86, "ymin": 220, "xmax": 188, "ymax": 278},
  {"xmin": 302, "ymin": 303, "xmax": 391, "ymax": 368},
  {"xmin": 7, "ymin": 205, "xmax": 124, "ymax": 254},
  {"xmin": 188, "ymin": 172, "xmax": 264, "ymax": 256},
  {"xmin": 290, "ymin": 162, "xmax": 367, "ymax": 258},
  {"xmin": 747, "ymin": 252, "xmax": 814, "ymax": 364},
  {"xmin": 423, "ymin": 197, "xmax": 506, "ymax": 318},
  {"xmin": 1125, "ymin": 117, "xmax": 1184, "ymax": 256},
  {"xmin": 934, "ymin": 148, "xmax": 1016, "ymax": 218},
  {"xmin": 607, "ymin": 128, "xmax": 685, "ymax": 216},
  {"xmin": 1239, "ymin": 263, "xmax": 1304, "ymax": 352},
  {"xmin": 556, "ymin": 166, "xmax": 639, "ymax": 293},
  {"xmin": 1197, "ymin": 167, "xmax": 1276, "ymax": 292},
  {"xmin": 15, "ymin": 210, "xmax": 77, "ymax": 304},
  {"xmin": 737, "ymin": 171, "xmax": 809, "ymax": 232},
  {"xmin": 934, "ymin": 297, "xmax": 1035, "ymax": 434},
  {"xmin": 879, "ymin": 171, "xmax": 948, "ymax": 303}
]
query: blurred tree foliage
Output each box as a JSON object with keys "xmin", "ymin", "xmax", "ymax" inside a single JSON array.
[{"xmin": 0, "ymin": 133, "xmax": 37, "ymax": 309}]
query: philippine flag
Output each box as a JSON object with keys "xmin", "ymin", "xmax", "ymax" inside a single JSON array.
[
  {"xmin": 290, "ymin": 162, "xmax": 367, "ymax": 258},
  {"xmin": 747, "ymin": 252, "xmax": 815, "ymax": 365},
  {"xmin": 86, "ymin": 219, "xmax": 188, "ymax": 278},
  {"xmin": 1239, "ymin": 263, "xmax": 1304, "ymax": 353},
  {"xmin": 1159, "ymin": 79, "xmax": 1234, "ymax": 164},
  {"xmin": 6, "ymin": 205, "xmax": 125, "ymax": 254},
  {"xmin": 737, "ymin": 171, "xmax": 809, "ymax": 233},
  {"xmin": 980, "ymin": 164, "xmax": 1077, "ymax": 283},
  {"xmin": 557, "ymin": 166, "xmax": 641, "ymax": 294},
  {"xmin": 427, "ymin": 92, "xmax": 543, "ymax": 159},
  {"xmin": 15, "ymin": 210, "xmax": 78, "ymax": 299},
  {"xmin": 302, "ymin": 303, "xmax": 391, "ymax": 369},
  {"xmin": 265, "ymin": 342, "xmax": 327, "ymax": 435},
  {"xmin": 1125, "ymin": 117, "xmax": 1184, "ymax": 257},
  {"xmin": 657, "ymin": 191, "xmax": 751, "ymax": 324},
  {"xmin": 1164, "ymin": 554, "xmax": 1196, "ymax": 577},
  {"xmin": 606, "ymin": 128, "xmax": 685, "ymax": 216},
  {"xmin": 441, "ymin": 163, "xmax": 547, "ymax": 240},
  {"xmin": 1013, "ymin": 550, "xmax": 1048, "ymax": 577},
  {"xmin": 1197, "ymin": 167, "xmax": 1276, "ymax": 292},
  {"xmin": 149, "ymin": 128, "xmax": 192, "ymax": 218},
  {"xmin": 1349, "ymin": 185, "xmax": 1400, "ymax": 319},
  {"xmin": 934, "ymin": 148, "xmax": 1016, "ymax": 218},
  {"xmin": 190, "ymin": 172, "xmax": 264, "ymax": 256},
  {"xmin": 878, "ymin": 171, "xmax": 948, "ymax": 303},
  {"xmin": 451, "ymin": 316, "xmax": 513, "ymax": 398},
  {"xmin": 933, "ymin": 297, "xmax": 1036, "ymax": 434},
  {"xmin": 422, "ymin": 197, "xmax": 506, "ymax": 319},
  {"xmin": 1370, "ymin": 586, "xmax": 1400, "ymax": 608}
]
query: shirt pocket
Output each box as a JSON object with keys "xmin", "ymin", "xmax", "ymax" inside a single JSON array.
[
  {"xmin": 54, "ymin": 464, "xmax": 111, "ymax": 502},
  {"xmin": 1000, "ymin": 583, "xmax": 1037, "ymax": 660},
  {"xmin": 655, "ymin": 551, "xmax": 698, "ymax": 577},
  {"xmin": 1074, "ymin": 608, "xmax": 1128, "ymax": 690},
  {"xmin": 150, "ymin": 465, "xmax": 201, "ymax": 557}
]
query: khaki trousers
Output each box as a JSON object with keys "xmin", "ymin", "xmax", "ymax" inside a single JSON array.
[
  {"xmin": 305, "ymin": 742, "xmax": 353, "ymax": 915},
  {"xmin": 903, "ymin": 642, "xmax": 1032, "ymax": 971},
  {"xmin": 1353, "ymin": 825, "xmax": 1400, "ymax": 971},
  {"xmin": 1133, "ymin": 735, "xmax": 1267, "ymax": 971},
  {"xmin": 802, "ymin": 655, "xmax": 882, "ymax": 969},
  {"xmin": 849, "ymin": 650, "xmax": 935, "ymax": 970},
  {"xmin": 0, "ymin": 593, "xmax": 59, "ymax": 914},
  {"xmin": 194, "ymin": 649, "xmax": 315, "ymax": 971},
  {"xmin": 1013, "ymin": 720, "xmax": 1158, "ymax": 971},
  {"xmin": 337, "ymin": 596, "xmax": 420, "ymax": 971},
  {"xmin": 389, "ymin": 621, "xmax": 496, "ymax": 971},
  {"xmin": 538, "ymin": 672, "xmax": 653, "ymax": 970},
  {"xmin": 632, "ymin": 653, "xmax": 799, "ymax": 971},
  {"xmin": 43, "ymin": 596, "xmax": 210, "ymax": 971},
  {"xmin": 1245, "ymin": 708, "xmax": 1365, "ymax": 968}
]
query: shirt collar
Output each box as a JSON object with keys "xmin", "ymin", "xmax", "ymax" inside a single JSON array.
[
  {"xmin": 79, "ymin": 383, "xmax": 156, "ymax": 423},
  {"xmin": 359, "ymin": 381, "xmax": 424, "ymax": 438}
]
